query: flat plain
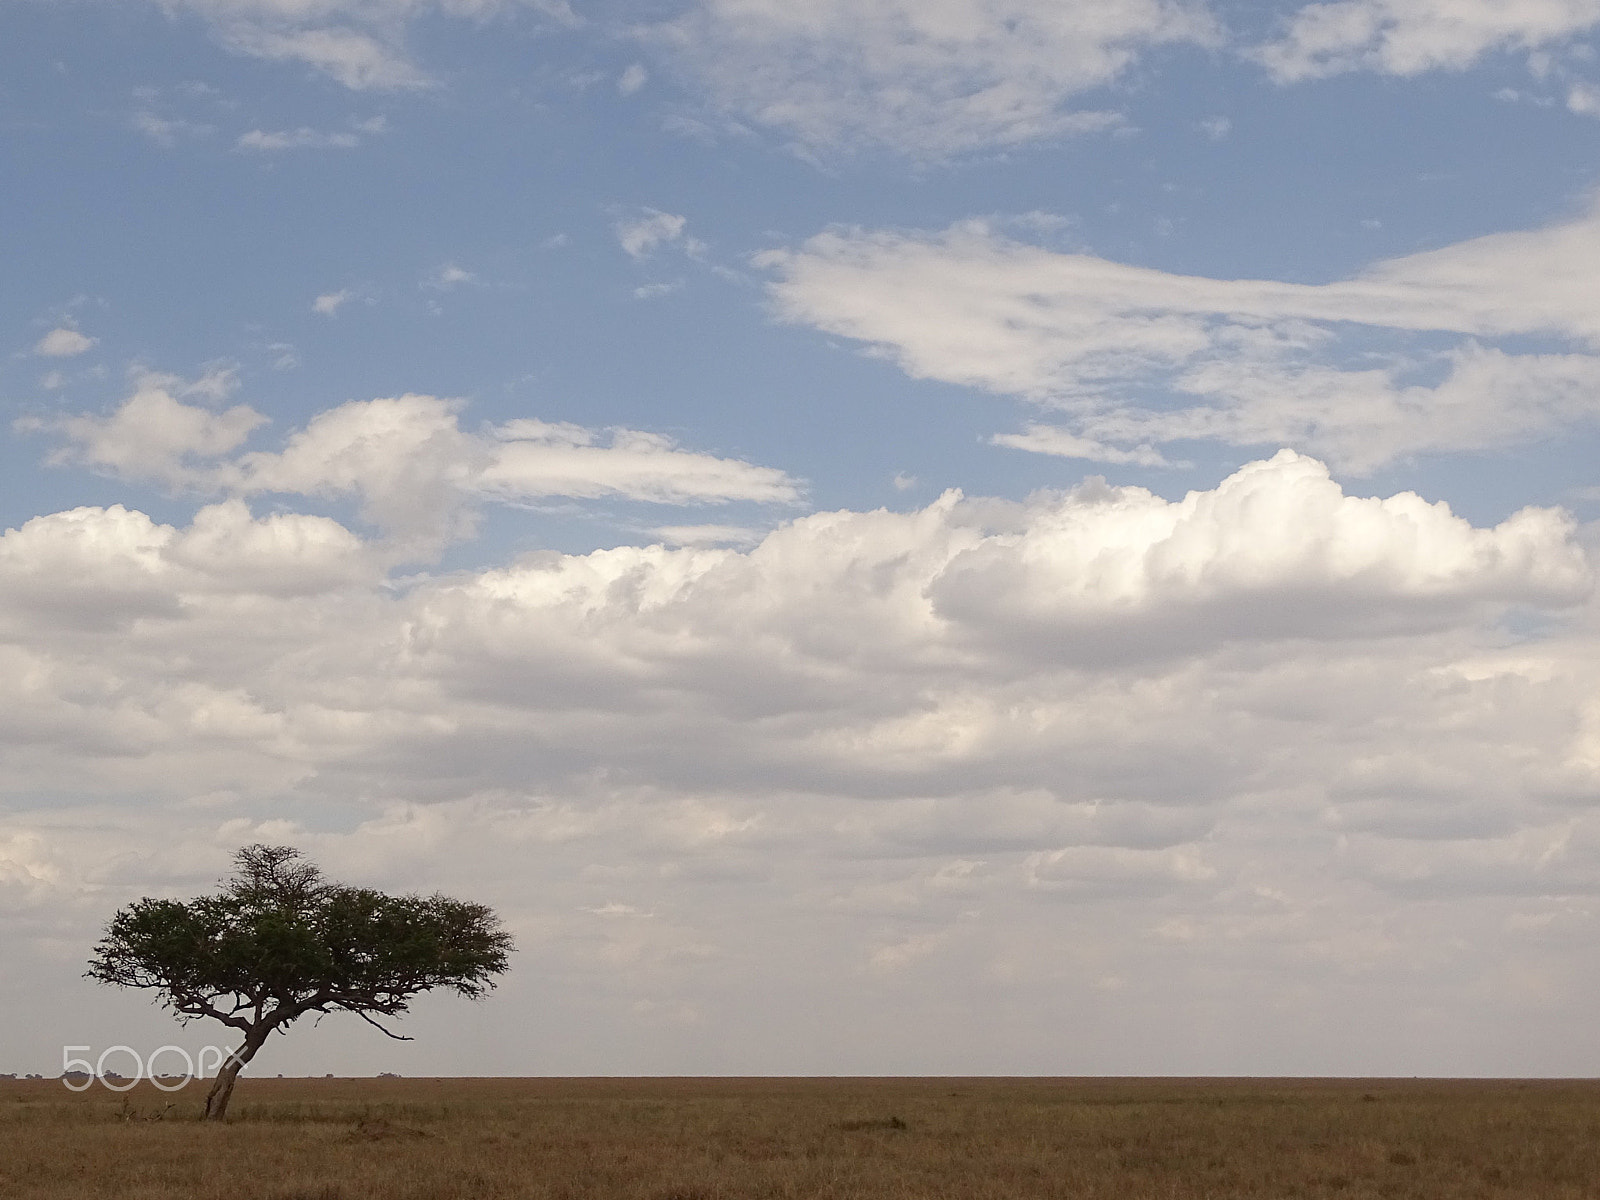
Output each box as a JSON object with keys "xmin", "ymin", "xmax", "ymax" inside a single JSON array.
[{"xmin": 3, "ymin": 1075, "xmax": 1598, "ymax": 1199}]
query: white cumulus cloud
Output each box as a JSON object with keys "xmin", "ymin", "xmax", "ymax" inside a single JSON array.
[
  {"xmin": 19, "ymin": 369, "xmax": 265, "ymax": 486},
  {"xmin": 313, "ymin": 289, "xmax": 354, "ymax": 316},
  {"xmin": 617, "ymin": 210, "xmax": 689, "ymax": 259},
  {"xmin": 619, "ymin": 62, "xmax": 649, "ymax": 95},
  {"xmin": 34, "ymin": 328, "xmax": 97, "ymax": 358},
  {"xmin": 27, "ymin": 385, "xmax": 804, "ymax": 560}
]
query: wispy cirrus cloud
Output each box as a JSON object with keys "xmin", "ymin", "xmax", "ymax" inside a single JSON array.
[
  {"xmin": 131, "ymin": 109, "xmax": 215, "ymax": 146},
  {"xmin": 1255, "ymin": 0, "xmax": 1600, "ymax": 82},
  {"xmin": 236, "ymin": 126, "xmax": 360, "ymax": 151},
  {"xmin": 652, "ymin": 0, "xmax": 1217, "ymax": 157},
  {"xmin": 144, "ymin": 0, "xmax": 579, "ymax": 91},
  {"xmin": 759, "ymin": 198, "xmax": 1600, "ymax": 471}
]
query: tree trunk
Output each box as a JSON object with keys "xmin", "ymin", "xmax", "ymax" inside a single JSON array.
[{"xmin": 202, "ymin": 1031, "xmax": 265, "ymax": 1122}]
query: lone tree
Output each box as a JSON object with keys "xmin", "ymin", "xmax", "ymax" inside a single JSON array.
[{"xmin": 87, "ymin": 845, "xmax": 513, "ymax": 1120}]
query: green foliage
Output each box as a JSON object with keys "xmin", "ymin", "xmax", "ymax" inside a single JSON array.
[{"xmin": 87, "ymin": 845, "xmax": 513, "ymax": 1040}]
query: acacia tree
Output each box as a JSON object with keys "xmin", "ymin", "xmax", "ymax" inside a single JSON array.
[{"xmin": 87, "ymin": 845, "xmax": 513, "ymax": 1120}]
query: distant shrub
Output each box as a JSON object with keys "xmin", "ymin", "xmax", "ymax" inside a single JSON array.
[{"xmin": 837, "ymin": 1115, "xmax": 907, "ymax": 1132}]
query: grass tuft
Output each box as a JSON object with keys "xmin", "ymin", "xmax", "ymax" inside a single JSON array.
[{"xmin": 343, "ymin": 1118, "xmax": 431, "ymax": 1143}]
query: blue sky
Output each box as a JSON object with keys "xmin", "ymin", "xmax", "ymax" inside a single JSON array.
[{"xmin": 7, "ymin": 0, "xmax": 1600, "ymax": 1077}]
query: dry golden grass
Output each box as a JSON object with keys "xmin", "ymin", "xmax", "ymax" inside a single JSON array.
[{"xmin": 3, "ymin": 1075, "xmax": 1599, "ymax": 1199}]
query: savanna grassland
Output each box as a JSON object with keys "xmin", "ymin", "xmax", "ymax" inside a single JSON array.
[{"xmin": 2, "ymin": 1075, "xmax": 1598, "ymax": 1200}]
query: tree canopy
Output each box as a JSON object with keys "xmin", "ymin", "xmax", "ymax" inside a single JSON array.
[{"xmin": 88, "ymin": 844, "xmax": 513, "ymax": 1119}]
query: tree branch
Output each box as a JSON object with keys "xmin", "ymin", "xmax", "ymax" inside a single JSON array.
[
  {"xmin": 172, "ymin": 995, "xmax": 253, "ymax": 1033},
  {"xmin": 355, "ymin": 1009, "xmax": 414, "ymax": 1041}
]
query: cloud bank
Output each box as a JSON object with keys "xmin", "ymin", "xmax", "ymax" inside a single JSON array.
[{"xmin": 4, "ymin": 448, "xmax": 1598, "ymax": 1071}]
